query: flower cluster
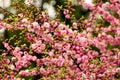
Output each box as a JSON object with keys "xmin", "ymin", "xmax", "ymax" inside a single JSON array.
[
  {"xmin": 0, "ymin": 0, "xmax": 120, "ymax": 80},
  {"xmin": 63, "ymin": 9, "xmax": 70, "ymax": 19}
]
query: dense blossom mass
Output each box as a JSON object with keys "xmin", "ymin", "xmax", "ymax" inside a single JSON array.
[{"xmin": 0, "ymin": 0, "xmax": 120, "ymax": 80}]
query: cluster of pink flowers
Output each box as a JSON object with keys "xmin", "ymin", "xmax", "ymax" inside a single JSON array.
[
  {"xmin": 63, "ymin": 9, "xmax": 70, "ymax": 19},
  {"xmin": 0, "ymin": 0, "xmax": 120, "ymax": 80}
]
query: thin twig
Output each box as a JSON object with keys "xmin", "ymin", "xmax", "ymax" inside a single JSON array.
[
  {"xmin": 0, "ymin": 7, "xmax": 14, "ymax": 16},
  {"xmin": 70, "ymin": 55, "xmax": 82, "ymax": 71}
]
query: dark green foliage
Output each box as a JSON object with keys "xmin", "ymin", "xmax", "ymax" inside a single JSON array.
[{"xmin": 5, "ymin": 29, "xmax": 30, "ymax": 47}]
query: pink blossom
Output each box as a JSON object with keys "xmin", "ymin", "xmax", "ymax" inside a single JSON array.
[
  {"xmin": 43, "ymin": 22, "xmax": 50, "ymax": 28},
  {"xmin": 21, "ymin": 18, "xmax": 28, "ymax": 23},
  {"xmin": 63, "ymin": 9, "xmax": 69, "ymax": 15},
  {"xmin": 65, "ymin": 14, "xmax": 70, "ymax": 19},
  {"xmin": 4, "ymin": 59, "xmax": 10, "ymax": 64},
  {"xmin": 19, "ymin": 70, "xmax": 30, "ymax": 76},
  {"xmin": 9, "ymin": 64, "xmax": 15, "ymax": 70},
  {"xmin": 92, "ymin": 51, "xmax": 98, "ymax": 58},
  {"xmin": 2, "ymin": 42, "xmax": 11, "ymax": 51}
]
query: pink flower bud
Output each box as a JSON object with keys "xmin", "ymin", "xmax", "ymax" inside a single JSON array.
[{"xmin": 65, "ymin": 15, "xmax": 70, "ymax": 19}]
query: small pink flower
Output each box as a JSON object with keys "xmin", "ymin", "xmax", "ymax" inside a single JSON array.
[
  {"xmin": 43, "ymin": 22, "xmax": 50, "ymax": 28},
  {"xmin": 39, "ymin": 67, "xmax": 47, "ymax": 76},
  {"xmin": 48, "ymin": 50, "xmax": 54, "ymax": 56},
  {"xmin": 18, "ymin": 14, "xmax": 23, "ymax": 17},
  {"xmin": 9, "ymin": 64, "xmax": 15, "ymax": 70},
  {"xmin": 31, "ymin": 44, "xmax": 37, "ymax": 50},
  {"xmin": 21, "ymin": 18, "xmax": 28, "ymax": 23},
  {"xmin": 54, "ymin": 43, "xmax": 62, "ymax": 50},
  {"xmin": 63, "ymin": 9, "xmax": 69, "ymax": 15},
  {"xmin": 81, "ymin": 55, "xmax": 89, "ymax": 63},
  {"xmin": 77, "ymin": 58, "xmax": 82, "ymax": 64},
  {"xmin": 73, "ymin": 22, "xmax": 77, "ymax": 29},
  {"xmin": 30, "ymin": 70, "xmax": 38, "ymax": 76},
  {"xmin": 2, "ymin": 42, "xmax": 11, "ymax": 51},
  {"xmin": 11, "ymin": 57, "xmax": 17, "ymax": 62},
  {"xmin": 50, "ymin": 20, "xmax": 58, "ymax": 27},
  {"xmin": 92, "ymin": 51, "xmax": 98, "ymax": 58},
  {"xmin": 57, "ymin": 56, "xmax": 64, "ymax": 67},
  {"xmin": 116, "ymin": 68, "xmax": 120, "ymax": 73},
  {"xmin": 32, "ymin": 22, "xmax": 40, "ymax": 27},
  {"xmin": 65, "ymin": 14, "xmax": 70, "ymax": 19},
  {"xmin": 32, "ymin": 56, "xmax": 37, "ymax": 61},
  {"xmin": 19, "ymin": 70, "xmax": 29, "ymax": 76},
  {"xmin": 4, "ymin": 59, "xmax": 10, "ymax": 64},
  {"xmin": 37, "ymin": 59, "xmax": 43, "ymax": 66},
  {"xmin": 87, "ymin": 27, "xmax": 93, "ymax": 32}
]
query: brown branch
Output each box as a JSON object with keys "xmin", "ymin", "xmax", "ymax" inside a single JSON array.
[
  {"xmin": 0, "ymin": 7, "xmax": 14, "ymax": 16},
  {"xmin": 70, "ymin": 55, "xmax": 82, "ymax": 71}
]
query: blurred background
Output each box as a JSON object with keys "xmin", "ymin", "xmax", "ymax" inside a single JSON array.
[{"xmin": 0, "ymin": 0, "xmax": 81, "ymax": 19}]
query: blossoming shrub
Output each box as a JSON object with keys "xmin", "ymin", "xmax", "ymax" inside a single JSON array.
[{"xmin": 0, "ymin": 0, "xmax": 120, "ymax": 80}]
